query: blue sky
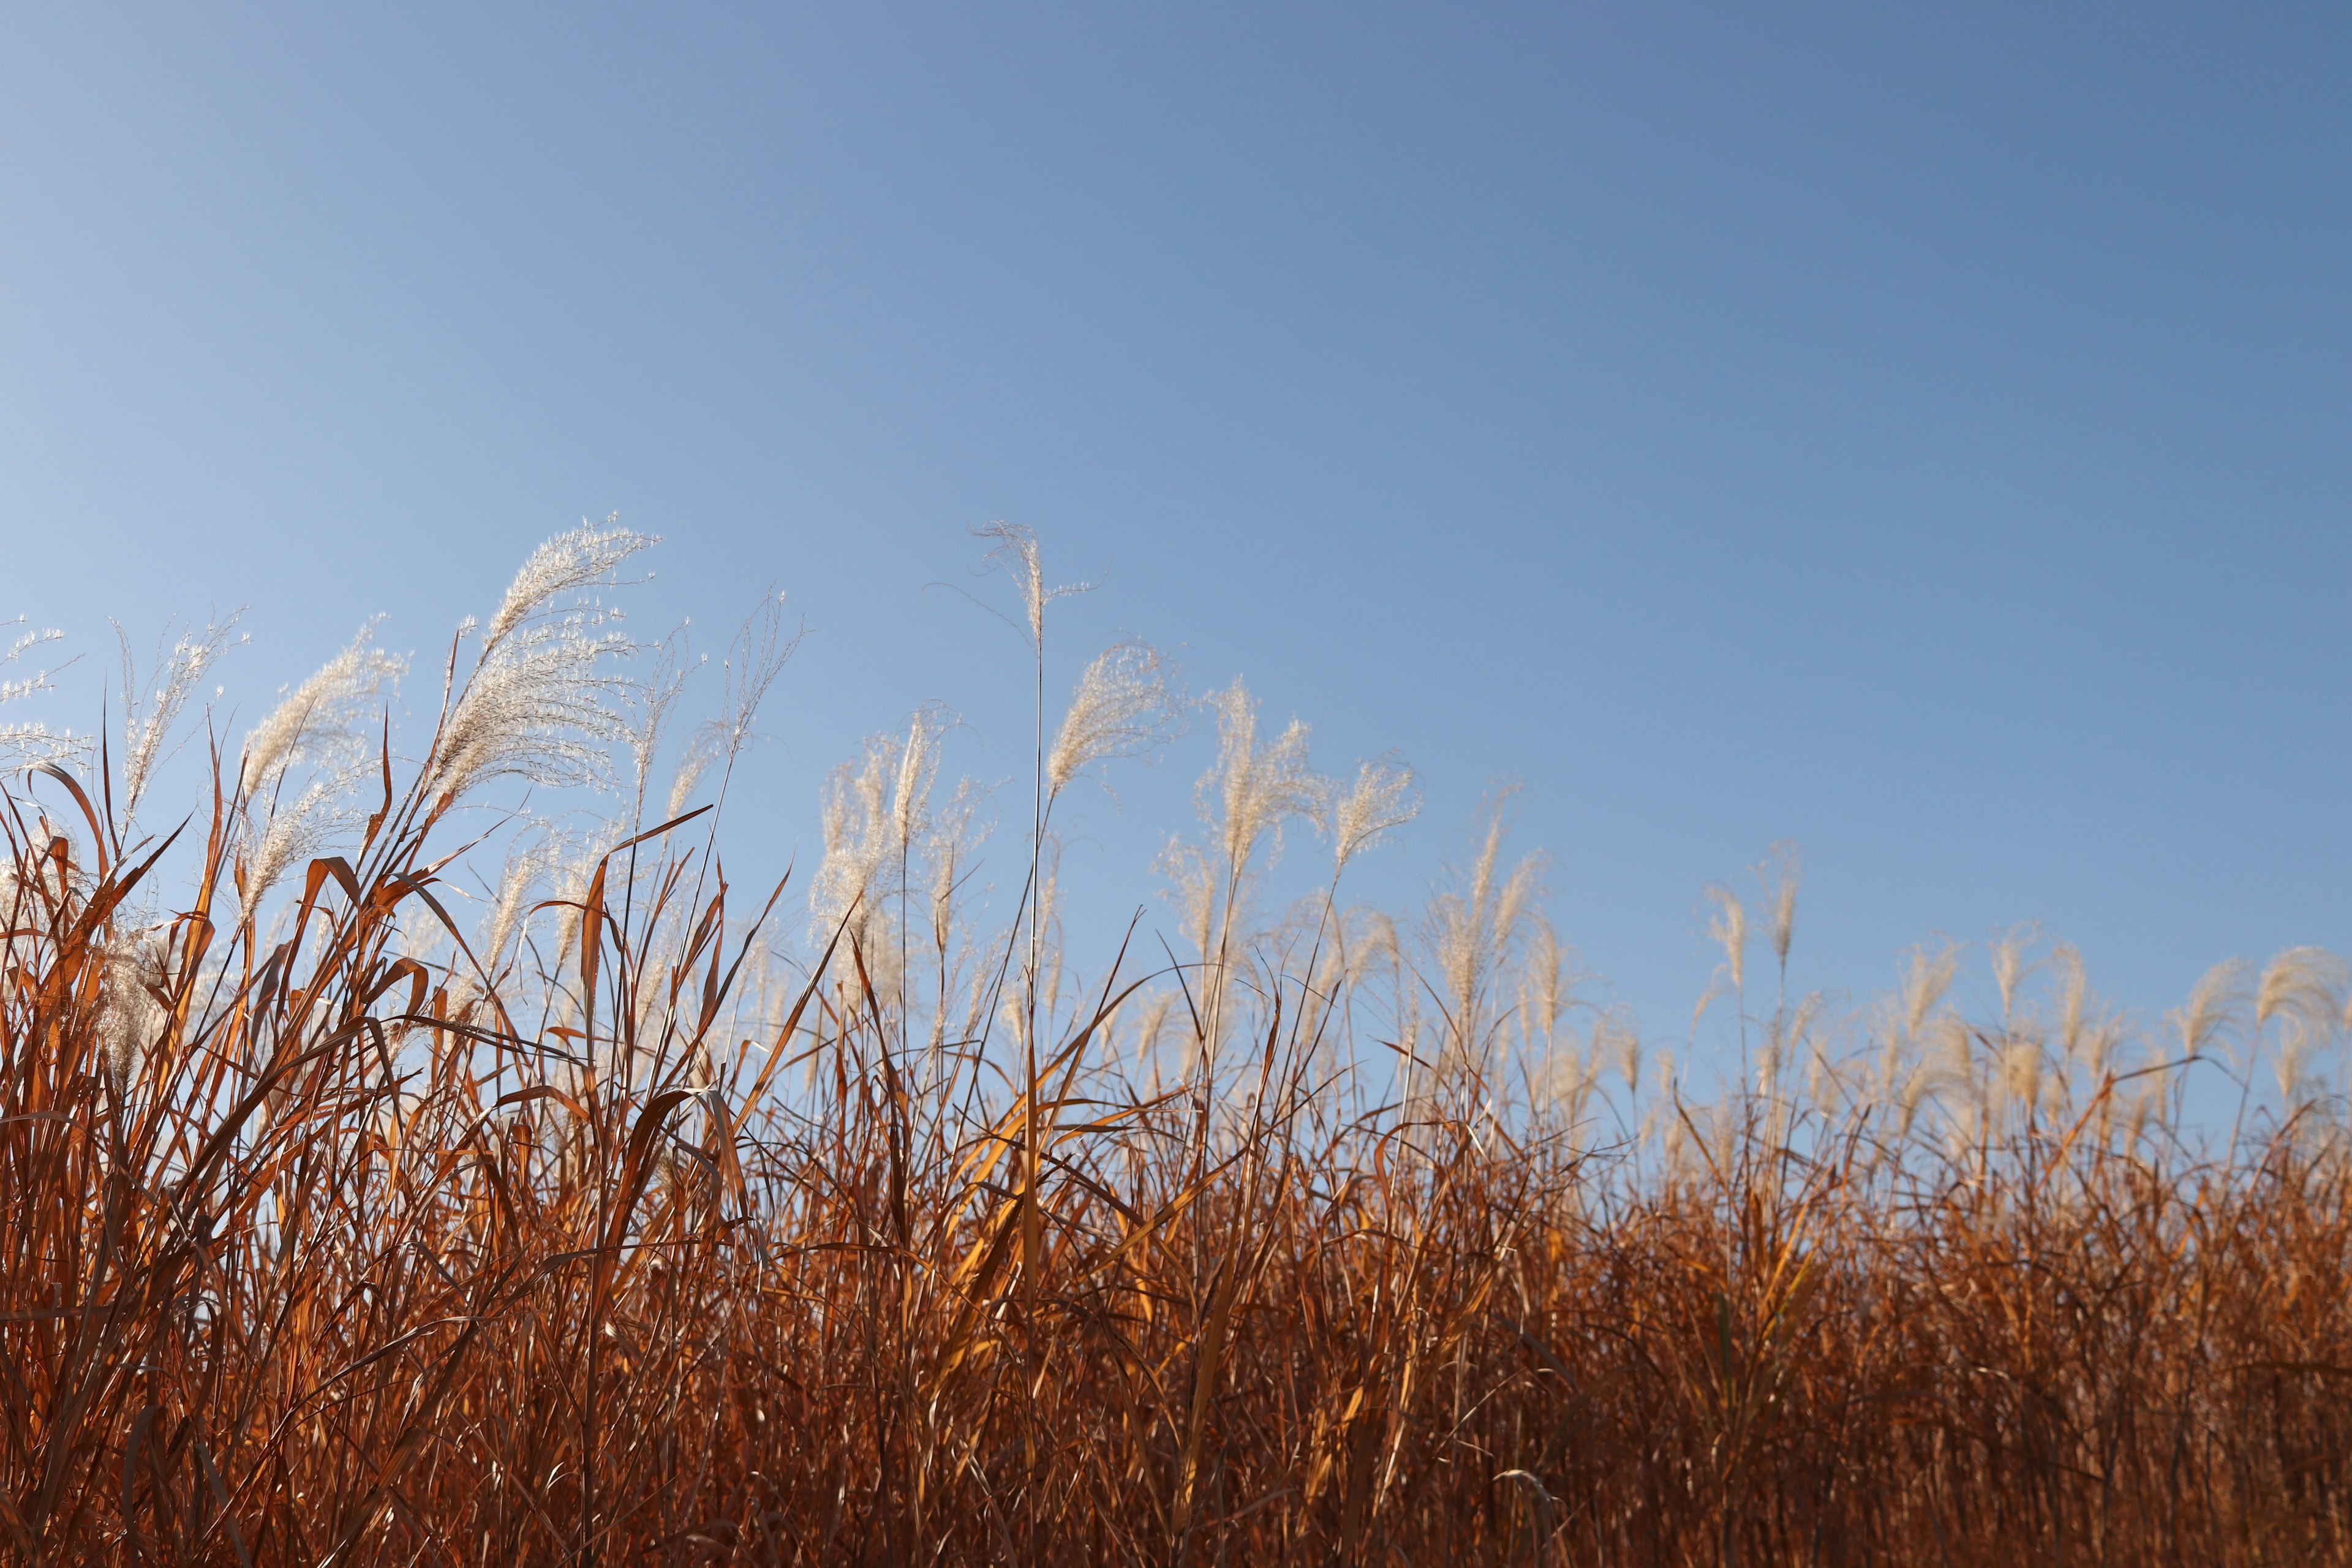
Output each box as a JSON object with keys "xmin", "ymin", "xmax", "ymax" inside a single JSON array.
[{"xmin": 4, "ymin": 4, "xmax": 2348, "ymax": 1077}]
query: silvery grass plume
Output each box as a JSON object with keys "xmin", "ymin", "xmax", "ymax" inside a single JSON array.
[
  {"xmin": 1426, "ymin": 788, "xmax": 1547, "ymax": 1079},
  {"xmin": 2171, "ymin": 958, "xmax": 2253, "ymax": 1065},
  {"xmin": 485, "ymin": 519, "xmax": 655, "ymax": 653},
  {"xmin": 1516, "ymin": 919, "xmax": 1585, "ymax": 1105},
  {"xmin": 238, "ymin": 619, "xmax": 405, "ymax": 796},
  {"xmin": 0, "ymin": 617, "xmax": 85, "ymax": 767},
  {"xmin": 428, "ymin": 521, "xmax": 654, "ymax": 807},
  {"xmin": 1158, "ymin": 679, "xmax": 1325, "ymax": 1058},
  {"xmin": 236, "ymin": 622, "xmax": 407, "ymax": 924},
  {"xmin": 1325, "ymin": 756, "xmax": 1420, "ymax": 874},
  {"xmin": 1705, "ymin": 884, "xmax": 1749, "ymax": 999},
  {"xmin": 239, "ymin": 778, "xmax": 346, "ymax": 930},
  {"xmin": 1201, "ymin": 679, "xmax": 1322, "ymax": 876},
  {"xmin": 2256, "ymin": 946, "xmax": 2347, "ymax": 1050},
  {"xmin": 810, "ymin": 717, "xmax": 942, "ymax": 998},
  {"xmin": 812, "ymin": 735, "xmax": 894, "ymax": 952},
  {"xmin": 448, "ymin": 829, "xmax": 566, "ymax": 1014},
  {"xmin": 921, "ymin": 777, "xmax": 993, "ymax": 1060},
  {"xmin": 545, "ymin": 831, "xmax": 618, "ymax": 1027},
  {"xmin": 1755, "ymin": 839, "xmax": 1801, "ymax": 982},
  {"xmin": 2255, "ymin": 946, "xmax": 2349, "ymax": 1112},
  {"xmin": 924, "ymin": 777, "xmax": 989, "ymax": 957},
  {"xmin": 1989, "ymin": 923, "xmax": 2039, "ymax": 1028},
  {"xmin": 972, "ymin": 521, "xmax": 1091, "ymax": 651},
  {"xmin": 1891, "ymin": 940, "xmax": 1961, "ymax": 1055},
  {"xmin": 888, "ymin": 704, "xmax": 948, "ymax": 1014},
  {"xmin": 94, "ymin": 931, "xmax": 168, "ymax": 1101},
  {"xmin": 1047, "ymin": 639, "xmax": 1184, "ymax": 800},
  {"xmin": 894, "ymin": 704, "xmax": 948, "ymax": 851},
  {"xmin": 1292, "ymin": 757, "xmax": 1420, "ymax": 1079},
  {"xmin": 116, "ymin": 611, "xmax": 246, "ymax": 828}
]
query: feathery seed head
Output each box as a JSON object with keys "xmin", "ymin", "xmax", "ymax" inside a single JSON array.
[
  {"xmin": 1048, "ymin": 640, "xmax": 1183, "ymax": 797},
  {"xmin": 1200, "ymin": 680, "xmax": 1324, "ymax": 876},
  {"xmin": 974, "ymin": 522, "xmax": 1047, "ymax": 645},
  {"xmin": 485, "ymin": 518, "xmax": 655, "ymax": 653},
  {"xmin": 0, "ymin": 620, "xmax": 83, "ymax": 766},
  {"xmin": 1899, "ymin": 941, "xmax": 1960, "ymax": 1041},
  {"xmin": 1705, "ymin": 886, "xmax": 1748, "ymax": 996},
  {"xmin": 1755, "ymin": 841, "xmax": 1801, "ymax": 968},
  {"xmin": 2171, "ymin": 958, "xmax": 2252, "ymax": 1060},
  {"xmin": 2255, "ymin": 946, "xmax": 2347, "ymax": 1035},
  {"xmin": 117, "ymin": 611, "xmax": 244, "ymax": 824},
  {"xmin": 430, "ymin": 618, "xmax": 636, "ymax": 803},
  {"xmin": 239, "ymin": 619, "xmax": 405, "ymax": 797},
  {"xmin": 94, "ymin": 934, "xmax": 168, "ymax": 1098},
  {"xmin": 894, "ymin": 704, "xmax": 948, "ymax": 847},
  {"xmin": 810, "ymin": 729, "xmax": 924, "ymax": 956},
  {"xmin": 1327, "ymin": 757, "xmax": 1421, "ymax": 873}
]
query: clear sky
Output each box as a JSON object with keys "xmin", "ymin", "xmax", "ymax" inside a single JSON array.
[{"xmin": 4, "ymin": 5, "xmax": 2348, "ymax": 1076}]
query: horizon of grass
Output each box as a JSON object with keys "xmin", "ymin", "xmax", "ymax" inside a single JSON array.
[{"xmin": 2, "ymin": 524, "xmax": 2348, "ymax": 1565}]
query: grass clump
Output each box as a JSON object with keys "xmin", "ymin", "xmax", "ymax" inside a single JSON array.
[{"xmin": 1, "ymin": 525, "xmax": 2348, "ymax": 1565}]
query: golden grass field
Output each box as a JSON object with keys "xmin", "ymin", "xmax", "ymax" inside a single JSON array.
[{"xmin": 3, "ymin": 525, "xmax": 2348, "ymax": 1564}]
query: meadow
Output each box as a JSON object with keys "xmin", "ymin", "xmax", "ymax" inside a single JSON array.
[{"xmin": 3, "ymin": 524, "xmax": 2347, "ymax": 1565}]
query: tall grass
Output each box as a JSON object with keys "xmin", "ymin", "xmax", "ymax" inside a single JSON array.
[{"xmin": 3, "ymin": 527, "xmax": 2348, "ymax": 1565}]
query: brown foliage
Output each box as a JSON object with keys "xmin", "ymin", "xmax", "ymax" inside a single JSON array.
[{"xmin": 2, "ymin": 543, "xmax": 2347, "ymax": 1564}]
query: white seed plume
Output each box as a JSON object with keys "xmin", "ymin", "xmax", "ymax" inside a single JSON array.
[
  {"xmin": 2254, "ymin": 947, "xmax": 2347, "ymax": 1103},
  {"xmin": 0, "ymin": 723, "xmax": 85, "ymax": 767},
  {"xmin": 924, "ymin": 777, "xmax": 991, "ymax": 956},
  {"xmin": 976, "ymin": 521, "xmax": 1046, "ymax": 644},
  {"xmin": 431, "ymin": 619, "xmax": 635, "ymax": 803},
  {"xmin": 812, "ymin": 726, "xmax": 930, "ymax": 967},
  {"xmin": 1200, "ymin": 680, "xmax": 1324, "ymax": 876},
  {"xmin": 1326, "ymin": 758, "xmax": 1421, "ymax": 873},
  {"xmin": 1516, "ymin": 918, "xmax": 1579, "ymax": 1065},
  {"xmin": 1705, "ymin": 886, "xmax": 1748, "ymax": 997},
  {"xmin": 1756, "ymin": 841, "xmax": 1801, "ymax": 970},
  {"xmin": 1898, "ymin": 941, "xmax": 1960, "ymax": 1041},
  {"xmin": 0, "ymin": 620, "xmax": 84, "ymax": 766},
  {"xmin": 239, "ymin": 620, "xmax": 405, "ymax": 796},
  {"xmin": 1155, "ymin": 838, "xmax": 1221, "ymax": 968},
  {"xmin": 428, "ymin": 524, "xmax": 656, "ymax": 804},
  {"xmin": 229, "ymin": 624, "xmax": 406, "ymax": 924},
  {"xmin": 1427, "ymin": 790, "xmax": 1547, "ymax": 1068},
  {"xmin": 240, "ymin": 777, "xmax": 345, "ymax": 926},
  {"xmin": 971, "ymin": 521, "xmax": 1090, "ymax": 649},
  {"xmin": 2255, "ymin": 946, "xmax": 2346, "ymax": 1039},
  {"xmin": 622, "ymin": 625, "xmax": 697, "ymax": 829},
  {"xmin": 479, "ymin": 837, "xmax": 557, "ymax": 979},
  {"xmin": 95, "ymin": 936, "xmax": 168, "ymax": 1098},
  {"xmin": 1047, "ymin": 640, "xmax": 1182, "ymax": 797},
  {"xmin": 1989, "ymin": 925, "xmax": 2038, "ymax": 1027},
  {"xmin": 2171, "ymin": 958, "xmax": 2252, "ymax": 1061},
  {"xmin": 1607, "ymin": 1020, "xmax": 1646, "ymax": 1097},
  {"xmin": 547, "ymin": 835, "xmax": 612, "ymax": 974},
  {"xmin": 1131, "ymin": 990, "xmax": 1178, "ymax": 1070},
  {"xmin": 485, "ymin": 518, "xmax": 655, "ymax": 652},
  {"xmin": 894, "ymin": 704, "xmax": 948, "ymax": 848},
  {"xmin": 118, "ymin": 612, "xmax": 245, "ymax": 825},
  {"xmin": 665, "ymin": 736, "xmax": 719, "ymax": 823}
]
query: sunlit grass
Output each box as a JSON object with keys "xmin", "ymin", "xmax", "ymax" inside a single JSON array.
[{"xmin": 2, "ymin": 526, "xmax": 2346, "ymax": 1564}]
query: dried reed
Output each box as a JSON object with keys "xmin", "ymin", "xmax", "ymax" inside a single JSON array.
[{"xmin": 2, "ymin": 530, "xmax": 2346, "ymax": 1566}]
